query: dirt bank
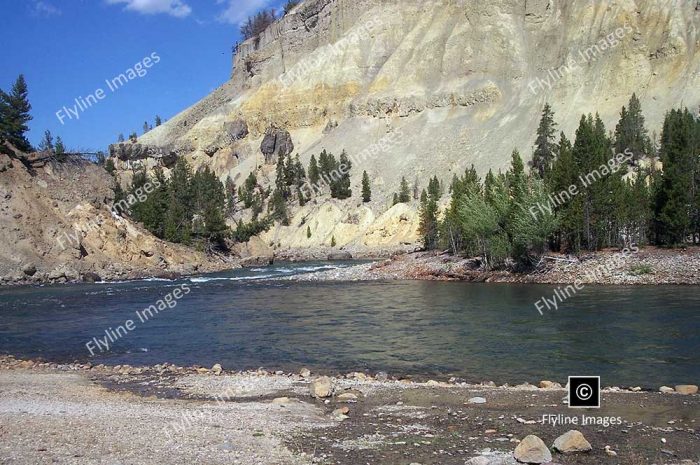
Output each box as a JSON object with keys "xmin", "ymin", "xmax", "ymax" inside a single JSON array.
[
  {"xmin": 1, "ymin": 356, "xmax": 698, "ymax": 464},
  {"xmin": 286, "ymin": 248, "xmax": 700, "ymax": 285}
]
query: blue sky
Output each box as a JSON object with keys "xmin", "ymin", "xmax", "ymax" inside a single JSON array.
[{"xmin": 0, "ymin": 0, "xmax": 284, "ymax": 152}]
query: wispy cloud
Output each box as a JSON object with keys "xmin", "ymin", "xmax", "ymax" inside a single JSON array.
[
  {"xmin": 216, "ymin": 0, "xmax": 276, "ymax": 25},
  {"xmin": 31, "ymin": 1, "xmax": 62, "ymax": 17},
  {"xmin": 106, "ymin": 0, "xmax": 192, "ymax": 18}
]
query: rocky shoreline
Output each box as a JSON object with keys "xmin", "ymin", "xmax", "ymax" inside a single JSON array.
[
  {"xmin": 286, "ymin": 247, "xmax": 700, "ymax": 285},
  {"xmin": 1, "ymin": 354, "xmax": 698, "ymax": 465}
]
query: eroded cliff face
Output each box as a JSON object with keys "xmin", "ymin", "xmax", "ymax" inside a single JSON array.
[{"xmin": 116, "ymin": 0, "xmax": 700, "ymax": 253}]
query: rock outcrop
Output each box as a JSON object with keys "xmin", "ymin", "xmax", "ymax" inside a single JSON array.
[{"xmin": 117, "ymin": 0, "xmax": 700, "ymax": 252}]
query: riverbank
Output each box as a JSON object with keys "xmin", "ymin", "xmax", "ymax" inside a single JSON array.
[
  {"xmin": 286, "ymin": 247, "xmax": 700, "ymax": 285},
  {"xmin": 0, "ymin": 355, "xmax": 697, "ymax": 465}
]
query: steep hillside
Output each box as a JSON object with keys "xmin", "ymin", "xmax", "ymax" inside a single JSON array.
[
  {"xmin": 113, "ymin": 0, "xmax": 700, "ymax": 253},
  {"xmin": 0, "ymin": 153, "xmax": 234, "ymax": 283}
]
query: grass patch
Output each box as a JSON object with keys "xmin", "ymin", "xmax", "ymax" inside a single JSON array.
[{"xmin": 628, "ymin": 264, "xmax": 653, "ymax": 276}]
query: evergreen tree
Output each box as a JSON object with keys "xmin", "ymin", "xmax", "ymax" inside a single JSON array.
[
  {"xmin": 654, "ymin": 108, "xmax": 696, "ymax": 245},
  {"xmin": 333, "ymin": 151, "xmax": 352, "ymax": 199},
  {"xmin": 330, "ymin": 235, "xmax": 336, "ymax": 247},
  {"xmin": 418, "ymin": 188, "xmax": 439, "ymax": 249},
  {"xmin": 225, "ymin": 176, "xmax": 237, "ymax": 216},
  {"xmin": 398, "ymin": 176, "xmax": 411, "ymax": 203},
  {"xmin": 308, "ymin": 154, "xmax": 320, "ymax": 186},
  {"xmin": 361, "ymin": 170, "xmax": 371, "ymax": 202},
  {"xmin": 307, "ymin": 225, "xmax": 312, "ymax": 238},
  {"xmin": 155, "ymin": 115, "xmax": 162, "ymax": 127},
  {"xmin": 530, "ymin": 103, "xmax": 557, "ymax": 178},
  {"xmin": 38, "ymin": 130, "xmax": 54, "ymax": 152},
  {"xmin": 117, "ymin": 133, "xmax": 125, "ymax": 143},
  {"xmin": 614, "ymin": 93, "xmax": 651, "ymax": 160},
  {"xmin": 0, "ymin": 75, "xmax": 32, "ymax": 152},
  {"xmin": 54, "ymin": 136, "xmax": 66, "ymax": 161}
]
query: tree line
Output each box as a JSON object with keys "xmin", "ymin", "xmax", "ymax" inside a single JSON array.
[{"xmin": 418, "ymin": 95, "xmax": 700, "ymax": 269}]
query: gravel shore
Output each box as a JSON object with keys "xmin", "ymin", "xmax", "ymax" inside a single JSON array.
[
  {"xmin": 285, "ymin": 248, "xmax": 700, "ymax": 285},
  {"xmin": 1, "ymin": 356, "xmax": 698, "ymax": 464}
]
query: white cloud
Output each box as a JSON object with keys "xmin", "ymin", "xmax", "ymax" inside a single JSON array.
[
  {"xmin": 216, "ymin": 0, "xmax": 275, "ymax": 25},
  {"xmin": 107, "ymin": 0, "xmax": 192, "ymax": 18},
  {"xmin": 32, "ymin": 1, "xmax": 62, "ymax": 17}
]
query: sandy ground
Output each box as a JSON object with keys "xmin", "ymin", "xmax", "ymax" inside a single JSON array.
[{"xmin": 0, "ymin": 361, "xmax": 698, "ymax": 465}]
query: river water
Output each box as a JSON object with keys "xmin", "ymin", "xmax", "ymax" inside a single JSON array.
[{"xmin": 0, "ymin": 261, "xmax": 698, "ymax": 387}]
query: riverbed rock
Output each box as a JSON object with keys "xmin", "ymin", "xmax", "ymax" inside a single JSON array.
[
  {"xmin": 327, "ymin": 251, "xmax": 353, "ymax": 260},
  {"xmin": 468, "ymin": 396, "xmax": 487, "ymax": 404},
  {"xmin": 513, "ymin": 435, "xmax": 552, "ymax": 463},
  {"xmin": 81, "ymin": 271, "xmax": 102, "ymax": 283},
  {"xmin": 211, "ymin": 363, "xmax": 223, "ymax": 375},
  {"xmin": 272, "ymin": 397, "xmax": 290, "ymax": 404},
  {"xmin": 552, "ymin": 430, "xmax": 592, "ymax": 454},
  {"xmin": 299, "ymin": 367, "xmax": 311, "ymax": 378},
  {"xmin": 310, "ymin": 376, "xmax": 333, "ymax": 398},
  {"xmin": 659, "ymin": 386, "xmax": 675, "ymax": 393},
  {"xmin": 674, "ymin": 384, "xmax": 698, "ymax": 395},
  {"xmin": 539, "ymin": 380, "xmax": 562, "ymax": 389}
]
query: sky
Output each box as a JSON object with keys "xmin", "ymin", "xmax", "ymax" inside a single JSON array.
[{"xmin": 0, "ymin": 0, "xmax": 285, "ymax": 152}]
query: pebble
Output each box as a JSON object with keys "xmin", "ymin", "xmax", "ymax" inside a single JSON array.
[{"xmin": 468, "ymin": 397, "xmax": 487, "ymax": 404}]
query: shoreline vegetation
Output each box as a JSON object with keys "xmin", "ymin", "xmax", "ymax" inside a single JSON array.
[
  {"xmin": 2, "ymin": 246, "xmax": 699, "ymax": 286},
  {"xmin": 1, "ymin": 355, "xmax": 697, "ymax": 465}
]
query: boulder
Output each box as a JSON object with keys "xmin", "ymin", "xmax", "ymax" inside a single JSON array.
[
  {"xmin": 160, "ymin": 151, "xmax": 178, "ymax": 168},
  {"xmin": 22, "ymin": 263, "xmax": 37, "ymax": 276},
  {"xmin": 240, "ymin": 255, "xmax": 274, "ymax": 267},
  {"xmin": 81, "ymin": 272, "xmax": 102, "ymax": 283},
  {"xmin": 310, "ymin": 376, "xmax": 333, "ymax": 398},
  {"xmin": 327, "ymin": 251, "xmax": 353, "ymax": 260},
  {"xmin": 539, "ymin": 380, "xmax": 562, "ymax": 389},
  {"xmin": 513, "ymin": 435, "xmax": 552, "ymax": 463},
  {"xmin": 659, "ymin": 386, "xmax": 675, "ymax": 393},
  {"xmin": 552, "ymin": 430, "xmax": 592, "ymax": 454},
  {"xmin": 211, "ymin": 363, "xmax": 223, "ymax": 375},
  {"xmin": 674, "ymin": 384, "xmax": 698, "ymax": 395},
  {"xmin": 299, "ymin": 367, "xmax": 311, "ymax": 378},
  {"xmin": 260, "ymin": 127, "xmax": 294, "ymax": 164},
  {"xmin": 225, "ymin": 119, "xmax": 249, "ymax": 140}
]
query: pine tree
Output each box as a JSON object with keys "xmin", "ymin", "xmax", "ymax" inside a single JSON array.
[
  {"xmin": 306, "ymin": 225, "xmax": 312, "ymax": 238},
  {"xmin": 308, "ymin": 154, "xmax": 320, "ymax": 186},
  {"xmin": 38, "ymin": 130, "xmax": 54, "ymax": 152},
  {"xmin": 334, "ymin": 151, "xmax": 352, "ymax": 199},
  {"xmin": 0, "ymin": 75, "xmax": 32, "ymax": 152},
  {"xmin": 614, "ymin": 93, "xmax": 651, "ymax": 160},
  {"xmin": 361, "ymin": 170, "xmax": 371, "ymax": 202},
  {"xmin": 418, "ymin": 188, "xmax": 439, "ymax": 249},
  {"xmin": 330, "ymin": 235, "xmax": 336, "ymax": 247},
  {"xmin": 654, "ymin": 108, "xmax": 696, "ymax": 245},
  {"xmin": 54, "ymin": 136, "xmax": 66, "ymax": 161},
  {"xmin": 530, "ymin": 103, "xmax": 557, "ymax": 178},
  {"xmin": 398, "ymin": 176, "xmax": 411, "ymax": 203},
  {"xmin": 117, "ymin": 133, "xmax": 125, "ymax": 143},
  {"xmin": 155, "ymin": 115, "xmax": 162, "ymax": 127}
]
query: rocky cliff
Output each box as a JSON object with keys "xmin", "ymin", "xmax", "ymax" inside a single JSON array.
[
  {"xmin": 0, "ymin": 152, "xmax": 233, "ymax": 284},
  {"xmin": 113, "ymin": 0, "xmax": 700, "ymax": 253}
]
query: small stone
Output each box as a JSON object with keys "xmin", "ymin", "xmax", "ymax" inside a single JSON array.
[
  {"xmin": 659, "ymin": 386, "xmax": 675, "ymax": 393},
  {"xmin": 211, "ymin": 363, "xmax": 223, "ymax": 375},
  {"xmin": 299, "ymin": 367, "xmax": 311, "ymax": 378},
  {"xmin": 336, "ymin": 392, "xmax": 359, "ymax": 402},
  {"xmin": 513, "ymin": 435, "xmax": 552, "ymax": 463},
  {"xmin": 552, "ymin": 430, "xmax": 592, "ymax": 453},
  {"xmin": 674, "ymin": 384, "xmax": 698, "ymax": 395},
  {"xmin": 484, "ymin": 429, "xmax": 497, "ymax": 434},
  {"xmin": 604, "ymin": 445, "xmax": 617, "ymax": 456},
  {"xmin": 272, "ymin": 397, "xmax": 290, "ymax": 404},
  {"xmin": 468, "ymin": 396, "xmax": 487, "ymax": 404},
  {"xmin": 375, "ymin": 371, "xmax": 389, "ymax": 381},
  {"xmin": 310, "ymin": 376, "xmax": 333, "ymax": 398},
  {"xmin": 332, "ymin": 406, "xmax": 349, "ymax": 420},
  {"xmin": 426, "ymin": 379, "xmax": 440, "ymax": 386},
  {"xmin": 630, "ymin": 386, "xmax": 642, "ymax": 392},
  {"xmin": 539, "ymin": 380, "xmax": 562, "ymax": 389}
]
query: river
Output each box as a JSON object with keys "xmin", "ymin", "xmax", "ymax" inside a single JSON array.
[{"xmin": 0, "ymin": 261, "xmax": 698, "ymax": 387}]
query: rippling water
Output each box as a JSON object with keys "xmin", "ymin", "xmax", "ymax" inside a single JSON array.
[{"xmin": 0, "ymin": 261, "xmax": 698, "ymax": 387}]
